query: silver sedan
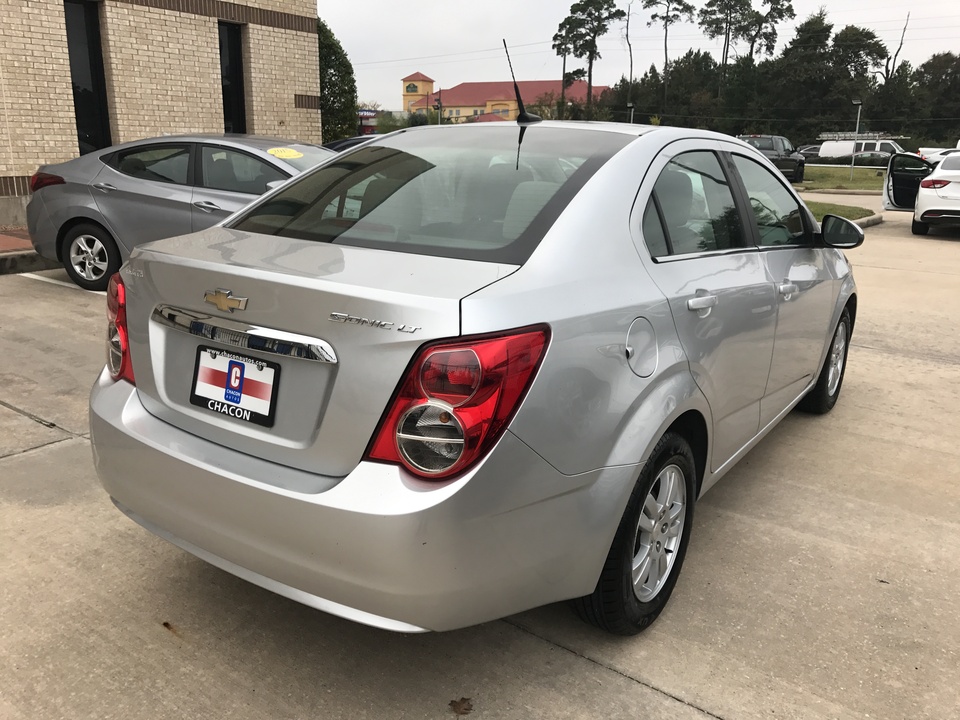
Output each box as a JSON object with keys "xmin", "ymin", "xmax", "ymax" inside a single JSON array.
[
  {"xmin": 27, "ymin": 135, "xmax": 333, "ymax": 290},
  {"xmin": 89, "ymin": 122, "xmax": 863, "ymax": 634}
]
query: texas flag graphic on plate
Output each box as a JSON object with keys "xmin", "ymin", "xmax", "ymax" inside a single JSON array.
[{"xmin": 190, "ymin": 347, "xmax": 279, "ymax": 427}]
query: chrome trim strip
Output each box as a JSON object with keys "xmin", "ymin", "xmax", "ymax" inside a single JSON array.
[
  {"xmin": 652, "ymin": 247, "xmax": 759, "ymax": 264},
  {"xmin": 152, "ymin": 305, "xmax": 338, "ymax": 364}
]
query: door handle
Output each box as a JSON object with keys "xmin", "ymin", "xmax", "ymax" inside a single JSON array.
[
  {"xmin": 93, "ymin": 183, "xmax": 116, "ymax": 193},
  {"xmin": 193, "ymin": 201, "xmax": 221, "ymax": 212},
  {"xmin": 778, "ymin": 282, "xmax": 799, "ymax": 296},
  {"xmin": 687, "ymin": 295, "xmax": 718, "ymax": 311}
]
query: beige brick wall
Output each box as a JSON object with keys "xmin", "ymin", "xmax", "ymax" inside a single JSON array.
[
  {"xmin": 0, "ymin": 0, "xmax": 78, "ymax": 176},
  {"xmin": 99, "ymin": 2, "xmax": 223, "ymax": 142},
  {"xmin": 244, "ymin": 24, "xmax": 321, "ymax": 142},
  {"xmin": 245, "ymin": 0, "xmax": 315, "ymax": 16}
]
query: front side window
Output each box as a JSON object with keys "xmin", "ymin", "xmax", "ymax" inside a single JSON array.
[
  {"xmin": 645, "ymin": 151, "xmax": 746, "ymax": 257},
  {"xmin": 200, "ymin": 146, "xmax": 287, "ymax": 195},
  {"xmin": 111, "ymin": 144, "xmax": 190, "ymax": 184},
  {"xmin": 731, "ymin": 155, "xmax": 810, "ymax": 247},
  {"xmin": 229, "ymin": 127, "xmax": 633, "ymax": 264}
]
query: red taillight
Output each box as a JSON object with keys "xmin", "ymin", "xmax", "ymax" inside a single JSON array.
[
  {"xmin": 365, "ymin": 325, "xmax": 550, "ymax": 479},
  {"xmin": 106, "ymin": 273, "xmax": 135, "ymax": 384},
  {"xmin": 30, "ymin": 172, "xmax": 65, "ymax": 193},
  {"xmin": 920, "ymin": 179, "xmax": 950, "ymax": 189}
]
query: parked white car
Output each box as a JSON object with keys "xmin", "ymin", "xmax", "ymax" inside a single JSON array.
[
  {"xmin": 819, "ymin": 139, "xmax": 905, "ymax": 158},
  {"xmin": 883, "ymin": 152, "xmax": 960, "ymax": 235}
]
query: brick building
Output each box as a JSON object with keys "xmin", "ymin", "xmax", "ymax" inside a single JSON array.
[{"xmin": 0, "ymin": 0, "xmax": 322, "ymax": 224}]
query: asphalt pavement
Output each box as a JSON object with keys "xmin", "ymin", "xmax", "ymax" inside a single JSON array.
[{"xmin": 1, "ymin": 211, "xmax": 959, "ymax": 719}]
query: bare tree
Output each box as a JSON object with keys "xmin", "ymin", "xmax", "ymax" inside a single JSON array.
[{"xmin": 643, "ymin": 0, "xmax": 696, "ymax": 111}]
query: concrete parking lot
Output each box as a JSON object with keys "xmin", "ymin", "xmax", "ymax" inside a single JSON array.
[{"xmin": 1, "ymin": 210, "xmax": 958, "ymax": 719}]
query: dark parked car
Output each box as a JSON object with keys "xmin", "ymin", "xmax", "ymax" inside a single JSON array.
[
  {"xmin": 738, "ymin": 135, "xmax": 805, "ymax": 182},
  {"xmin": 323, "ymin": 135, "xmax": 376, "ymax": 152}
]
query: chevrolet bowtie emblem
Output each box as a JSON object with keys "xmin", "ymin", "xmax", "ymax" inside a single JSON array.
[{"xmin": 204, "ymin": 289, "xmax": 248, "ymax": 313}]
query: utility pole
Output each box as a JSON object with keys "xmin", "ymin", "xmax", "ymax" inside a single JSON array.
[{"xmin": 850, "ymin": 99, "xmax": 862, "ymax": 181}]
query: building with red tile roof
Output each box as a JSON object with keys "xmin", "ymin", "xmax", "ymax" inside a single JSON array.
[{"xmin": 401, "ymin": 72, "xmax": 609, "ymax": 122}]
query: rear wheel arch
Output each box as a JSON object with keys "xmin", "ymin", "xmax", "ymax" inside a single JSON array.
[{"xmin": 663, "ymin": 410, "xmax": 708, "ymax": 497}]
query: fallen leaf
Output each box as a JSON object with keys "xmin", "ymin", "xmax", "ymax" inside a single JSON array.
[{"xmin": 449, "ymin": 697, "xmax": 473, "ymax": 716}]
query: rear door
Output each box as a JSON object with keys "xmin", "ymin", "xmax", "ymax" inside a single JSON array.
[
  {"xmin": 638, "ymin": 141, "xmax": 777, "ymax": 470},
  {"xmin": 883, "ymin": 153, "xmax": 934, "ymax": 211},
  {"xmin": 92, "ymin": 143, "xmax": 195, "ymax": 251},
  {"xmin": 191, "ymin": 144, "xmax": 289, "ymax": 230}
]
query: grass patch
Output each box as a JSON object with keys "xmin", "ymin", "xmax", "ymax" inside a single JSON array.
[
  {"xmin": 804, "ymin": 201, "xmax": 874, "ymax": 222},
  {"xmin": 795, "ymin": 165, "xmax": 885, "ymax": 191}
]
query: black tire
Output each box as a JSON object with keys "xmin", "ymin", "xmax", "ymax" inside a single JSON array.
[
  {"xmin": 61, "ymin": 222, "xmax": 121, "ymax": 291},
  {"xmin": 798, "ymin": 307, "xmax": 851, "ymax": 415},
  {"xmin": 572, "ymin": 431, "xmax": 697, "ymax": 635},
  {"xmin": 794, "ymin": 163, "xmax": 805, "ymax": 183},
  {"xmin": 911, "ymin": 219, "xmax": 929, "ymax": 236}
]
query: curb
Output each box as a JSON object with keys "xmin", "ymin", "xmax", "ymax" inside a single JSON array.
[
  {"xmin": 854, "ymin": 213, "xmax": 883, "ymax": 229},
  {"xmin": 0, "ymin": 251, "xmax": 60, "ymax": 275},
  {"xmin": 797, "ymin": 188, "xmax": 883, "ymax": 196}
]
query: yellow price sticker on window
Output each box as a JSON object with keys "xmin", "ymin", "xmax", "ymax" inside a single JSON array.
[{"xmin": 267, "ymin": 147, "xmax": 304, "ymax": 159}]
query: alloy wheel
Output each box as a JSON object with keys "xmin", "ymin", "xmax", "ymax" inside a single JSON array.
[
  {"xmin": 632, "ymin": 463, "xmax": 686, "ymax": 602},
  {"xmin": 69, "ymin": 234, "xmax": 109, "ymax": 282},
  {"xmin": 826, "ymin": 321, "xmax": 847, "ymax": 397}
]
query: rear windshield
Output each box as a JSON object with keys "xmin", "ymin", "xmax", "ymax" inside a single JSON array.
[
  {"xmin": 742, "ymin": 137, "xmax": 775, "ymax": 150},
  {"xmin": 941, "ymin": 155, "xmax": 960, "ymax": 171},
  {"xmin": 229, "ymin": 126, "xmax": 633, "ymax": 264}
]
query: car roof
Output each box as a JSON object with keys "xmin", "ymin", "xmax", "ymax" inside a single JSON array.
[{"xmin": 98, "ymin": 134, "xmax": 324, "ymax": 154}]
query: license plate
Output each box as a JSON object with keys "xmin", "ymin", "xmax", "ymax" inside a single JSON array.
[{"xmin": 189, "ymin": 346, "xmax": 280, "ymax": 428}]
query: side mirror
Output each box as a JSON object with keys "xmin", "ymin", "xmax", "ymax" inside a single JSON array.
[{"xmin": 820, "ymin": 214, "xmax": 864, "ymax": 249}]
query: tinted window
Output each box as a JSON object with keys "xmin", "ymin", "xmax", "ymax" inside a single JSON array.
[
  {"xmin": 651, "ymin": 151, "xmax": 746, "ymax": 256},
  {"xmin": 201, "ymin": 146, "xmax": 287, "ymax": 195},
  {"xmin": 879, "ymin": 142, "xmax": 898, "ymax": 154},
  {"xmin": 111, "ymin": 144, "xmax": 190, "ymax": 184},
  {"xmin": 732, "ymin": 155, "xmax": 810, "ymax": 247},
  {"xmin": 781, "ymin": 138, "xmax": 794, "ymax": 153},
  {"xmin": 229, "ymin": 127, "xmax": 633, "ymax": 264}
]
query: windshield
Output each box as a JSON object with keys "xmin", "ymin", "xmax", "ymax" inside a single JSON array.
[
  {"xmin": 230, "ymin": 126, "xmax": 634, "ymax": 264},
  {"xmin": 275, "ymin": 144, "xmax": 336, "ymax": 173}
]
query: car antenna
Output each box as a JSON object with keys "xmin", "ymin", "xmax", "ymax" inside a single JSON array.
[{"xmin": 503, "ymin": 40, "xmax": 541, "ymax": 125}]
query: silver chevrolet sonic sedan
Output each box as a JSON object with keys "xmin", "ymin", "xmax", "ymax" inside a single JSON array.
[{"xmin": 89, "ymin": 122, "xmax": 863, "ymax": 634}]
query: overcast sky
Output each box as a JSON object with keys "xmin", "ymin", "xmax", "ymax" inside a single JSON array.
[{"xmin": 317, "ymin": 0, "xmax": 959, "ymax": 110}]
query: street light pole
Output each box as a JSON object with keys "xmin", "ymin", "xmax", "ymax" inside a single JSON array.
[
  {"xmin": 627, "ymin": 102, "xmax": 635, "ymax": 124},
  {"xmin": 850, "ymin": 99, "xmax": 862, "ymax": 181}
]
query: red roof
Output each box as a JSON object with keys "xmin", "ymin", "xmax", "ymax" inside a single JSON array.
[
  {"xmin": 474, "ymin": 113, "xmax": 509, "ymax": 122},
  {"xmin": 402, "ymin": 72, "xmax": 435, "ymax": 83},
  {"xmin": 411, "ymin": 79, "xmax": 607, "ymax": 109}
]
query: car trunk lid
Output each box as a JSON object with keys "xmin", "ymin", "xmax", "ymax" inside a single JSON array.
[{"xmin": 122, "ymin": 227, "xmax": 518, "ymax": 478}]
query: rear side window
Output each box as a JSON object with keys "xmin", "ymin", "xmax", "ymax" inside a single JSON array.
[
  {"xmin": 229, "ymin": 127, "xmax": 633, "ymax": 264},
  {"xmin": 645, "ymin": 150, "xmax": 746, "ymax": 257},
  {"xmin": 110, "ymin": 144, "xmax": 191, "ymax": 184},
  {"xmin": 742, "ymin": 137, "xmax": 775, "ymax": 151}
]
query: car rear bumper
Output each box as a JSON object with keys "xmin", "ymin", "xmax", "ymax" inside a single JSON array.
[
  {"xmin": 26, "ymin": 194, "xmax": 58, "ymax": 260},
  {"xmin": 918, "ymin": 209, "xmax": 960, "ymax": 225},
  {"xmin": 89, "ymin": 369, "xmax": 636, "ymax": 632}
]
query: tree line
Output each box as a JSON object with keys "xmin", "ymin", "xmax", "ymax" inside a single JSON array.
[
  {"xmin": 552, "ymin": 1, "xmax": 960, "ymax": 149},
  {"xmin": 317, "ymin": 6, "xmax": 960, "ymax": 149}
]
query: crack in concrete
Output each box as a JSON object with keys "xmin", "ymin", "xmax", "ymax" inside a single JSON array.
[
  {"xmin": 0, "ymin": 435, "xmax": 76, "ymax": 461},
  {"xmin": 502, "ymin": 619, "xmax": 728, "ymax": 719},
  {"xmin": 0, "ymin": 398, "xmax": 85, "ymax": 438}
]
